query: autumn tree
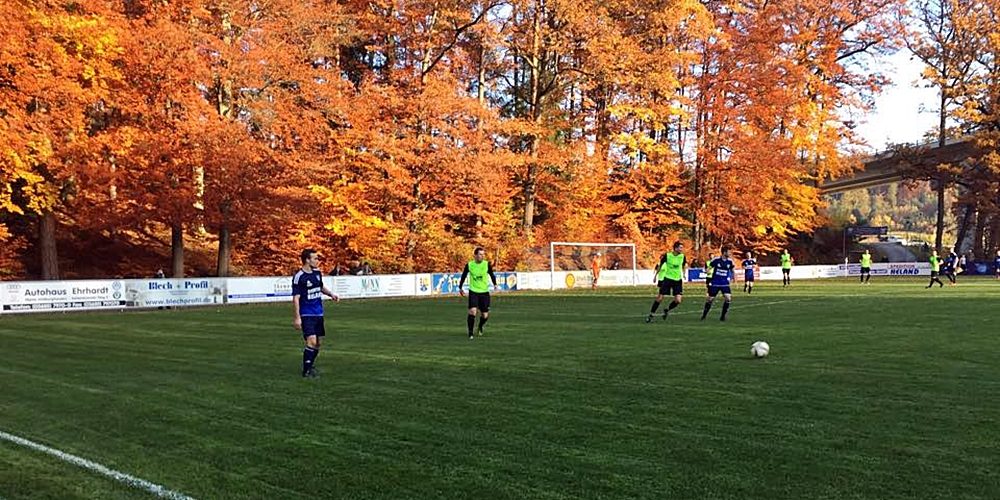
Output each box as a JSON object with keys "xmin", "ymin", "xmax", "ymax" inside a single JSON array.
[
  {"xmin": 678, "ymin": 0, "xmax": 904, "ymax": 256},
  {"xmin": 906, "ymin": 0, "xmax": 983, "ymax": 252},
  {"xmin": 949, "ymin": 0, "xmax": 1000, "ymax": 256},
  {"xmin": 0, "ymin": 0, "xmax": 127, "ymax": 279}
]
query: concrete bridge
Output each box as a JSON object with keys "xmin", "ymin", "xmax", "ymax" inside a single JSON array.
[
  {"xmin": 818, "ymin": 137, "xmax": 987, "ymax": 255},
  {"xmin": 818, "ymin": 138, "xmax": 981, "ymax": 194}
]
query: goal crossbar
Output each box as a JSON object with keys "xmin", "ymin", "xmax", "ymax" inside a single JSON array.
[{"xmin": 549, "ymin": 242, "xmax": 638, "ymax": 290}]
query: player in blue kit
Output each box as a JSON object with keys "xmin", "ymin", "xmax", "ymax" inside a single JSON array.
[
  {"xmin": 701, "ymin": 246, "xmax": 735, "ymax": 321},
  {"xmin": 741, "ymin": 251, "xmax": 757, "ymax": 294},
  {"xmin": 293, "ymin": 249, "xmax": 340, "ymax": 378},
  {"xmin": 995, "ymin": 250, "xmax": 1000, "ymax": 280},
  {"xmin": 940, "ymin": 247, "xmax": 958, "ymax": 285}
]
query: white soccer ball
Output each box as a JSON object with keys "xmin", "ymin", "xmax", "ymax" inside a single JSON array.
[{"xmin": 751, "ymin": 341, "xmax": 770, "ymax": 358}]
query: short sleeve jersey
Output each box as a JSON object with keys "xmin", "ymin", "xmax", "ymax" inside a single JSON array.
[
  {"xmin": 292, "ymin": 269, "xmax": 324, "ymax": 316},
  {"xmin": 709, "ymin": 258, "xmax": 735, "ymax": 287}
]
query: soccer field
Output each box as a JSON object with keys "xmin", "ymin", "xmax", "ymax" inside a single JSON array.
[{"xmin": 1, "ymin": 279, "xmax": 998, "ymax": 499}]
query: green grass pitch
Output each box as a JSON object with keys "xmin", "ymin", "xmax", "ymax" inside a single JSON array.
[{"xmin": 1, "ymin": 279, "xmax": 999, "ymax": 499}]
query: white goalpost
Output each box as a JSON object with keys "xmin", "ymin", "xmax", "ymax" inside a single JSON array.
[{"xmin": 549, "ymin": 241, "xmax": 638, "ymax": 290}]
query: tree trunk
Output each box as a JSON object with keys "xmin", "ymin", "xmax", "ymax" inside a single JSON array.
[
  {"xmin": 522, "ymin": 2, "xmax": 542, "ymax": 232},
  {"xmin": 477, "ymin": 45, "xmax": 487, "ymax": 105},
  {"xmin": 39, "ymin": 210, "xmax": 59, "ymax": 280},
  {"xmin": 934, "ymin": 93, "xmax": 947, "ymax": 252},
  {"xmin": 954, "ymin": 203, "xmax": 974, "ymax": 253},
  {"xmin": 171, "ymin": 223, "xmax": 185, "ymax": 278},
  {"xmin": 988, "ymin": 219, "xmax": 999, "ymax": 257},
  {"xmin": 523, "ymin": 165, "xmax": 537, "ymax": 229},
  {"xmin": 973, "ymin": 209, "xmax": 986, "ymax": 259},
  {"xmin": 216, "ymin": 225, "xmax": 231, "ymax": 277},
  {"xmin": 405, "ymin": 182, "xmax": 421, "ymax": 266}
]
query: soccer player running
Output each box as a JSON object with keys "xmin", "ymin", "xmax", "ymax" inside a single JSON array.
[
  {"xmin": 927, "ymin": 250, "xmax": 945, "ymax": 288},
  {"xmin": 780, "ymin": 249, "xmax": 793, "ymax": 287},
  {"xmin": 944, "ymin": 247, "xmax": 959, "ymax": 285},
  {"xmin": 459, "ymin": 247, "xmax": 498, "ymax": 339},
  {"xmin": 647, "ymin": 241, "xmax": 686, "ymax": 323},
  {"xmin": 859, "ymin": 249, "xmax": 873, "ymax": 284},
  {"xmin": 293, "ymin": 249, "xmax": 340, "ymax": 378},
  {"xmin": 702, "ymin": 246, "xmax": 736, "ymax": 321},
  {"xmin": 741, "ymin": 251, "xmax": 757, "ymax": 294}
]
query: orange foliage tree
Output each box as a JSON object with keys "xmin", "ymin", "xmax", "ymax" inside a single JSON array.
[{"xmin": 0, "ymin": 0, "xmax": 908, "ymax": 277}]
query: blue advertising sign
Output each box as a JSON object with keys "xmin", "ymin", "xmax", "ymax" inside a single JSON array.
[
  {"xmin": 687, "ymin": 268, "xmax": 708, "ymax": 282},
  {"xmin": 431, "ymin": 272, "xmax": 518, "ymax": 294}
]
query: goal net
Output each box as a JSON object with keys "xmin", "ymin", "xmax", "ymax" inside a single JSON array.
[{"xmin": 549, "ymin": 242, "xmax": 638, "ymax": 290}]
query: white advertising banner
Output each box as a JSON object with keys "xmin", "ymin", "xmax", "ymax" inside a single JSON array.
[
  {"xmin": 332, "ymin": 274, "xmax": 417, "ymax": 299},
  {"xmin": 226, "ymin": 277, "xmax": 294, "ymax": 304},
  {"xmin": 415, "ymin": 274, "xmax": 434, "ymax": 296},
  {"xmin": 516, "ymin": 270, "xmax": 652, "ymax": 290},
  {"xmin": 756, "ymin": 262, "xmax": 930, "ymax": 280},
  {"xmin": 124, "ymin": 279, "xmax": 226, "ymax": 308},
  {"xmin": 1, "ymin": 280, "xmax": 125, "ymax": 312},
  {"xmin": 597, "ymin": 270, "xmax": 640, "ymax": 287},
  {"xmin": 0, "ymin": 261, "xmax": 934, "ymax": 314},
  {"xmin": 841, "ymin": 262, "xmax": 930, "ymax": 276},
  {"xmin": 635, "ymin": 269, "xmax": 656, "ymax": 285},
  {"xmin": 758, "ymin": 265, "xmax": 841, "ymax": 280},
  {"xmin": 517, "ymin": 272, "xmax": 551, "ymax": 290}
]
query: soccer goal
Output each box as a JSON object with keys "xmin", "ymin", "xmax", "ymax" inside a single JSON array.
[{"xmin": 549, "ymin": 242, "xmax": 638, "ymax": 290}]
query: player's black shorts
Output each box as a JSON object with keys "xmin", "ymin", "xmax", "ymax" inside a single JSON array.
[
  {"xmin": 708, "ymin": 285, "xmax": 732, "ymax": 297},
  {"xmin": 744, "ymin": 271, "xmax": 755, "ymax": 282},
  {"xmin": 781, "ymin": 268, "xmax": 791, "ymax": 275},
  {"xmin": 861, "ymin": 267, "xmax": 871, "ymax": 274},
  {"xmin": 301, "ymin": 316, "xmax": 326, "ymax": 338},
  {"xmin": 657, "ymin": 279, "xmax": 683, "ymax": 296},
  {"xmin": 931, "ymin": 270, "xmax": 939, "ymax": 277},
  {"xmin": 468, "ymin": 291, "xmax": 491, "ymax": 312}
]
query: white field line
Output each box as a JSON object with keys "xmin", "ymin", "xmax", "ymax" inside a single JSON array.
[{"xmin": 0, "ymin": 430, "xmax": 195, "ymax": 500}]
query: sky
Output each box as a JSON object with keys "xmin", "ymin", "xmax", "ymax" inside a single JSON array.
[{"xmin": 852, "ymin": 49, "xmax": 941, "ymax": 153}]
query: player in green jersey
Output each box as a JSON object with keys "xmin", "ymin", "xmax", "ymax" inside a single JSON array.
[
  {"xmin": 647, "ymin": 241, "xmax": 687, "ymax": 323},
  {"xmin": 860, "ymin": 249, "xmax": 873, "ymax": 284},
  {"xmin": 459, "ymin": 247, "xmax": 498, "ymax": 339},
  {"xmin": 926, "ymin": 250, "xmax": 944, "ymax": 288},
  {"xmin": 780, "ymin": 249, "xmax": 793, "ymax": 287}
]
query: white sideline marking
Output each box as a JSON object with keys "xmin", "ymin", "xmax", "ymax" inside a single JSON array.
[{"xmin": 0, "ymin": 430, "xmax": 195, "ymax": 500}]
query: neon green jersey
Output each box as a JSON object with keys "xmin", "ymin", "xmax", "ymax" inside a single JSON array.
[
  {"xmin": 781, "ymin": 253, "xmax": 792, "ymax": 269},
  {"xmin": 467, "ymin": 260, "xmax": 491, "ymax": 293},
  {"xmin": 929, "ymin": 255, "xmax": 940, "ymax": 272},
  {"xmin": 657, "ymin": 252, "xmax": 685, "ymax": 281},
  {"xmin": 861, "ymin": 254, "xmax": 872, "ymax": 267}
]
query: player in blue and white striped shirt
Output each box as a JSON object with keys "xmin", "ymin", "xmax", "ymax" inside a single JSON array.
[{"xmin": 293, "ymin": 249, "xmax": 339, "ymax": 378}]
